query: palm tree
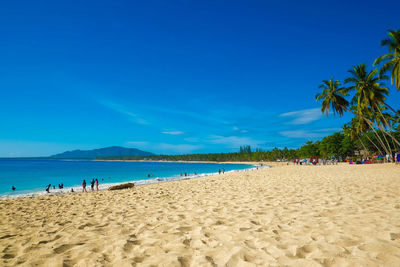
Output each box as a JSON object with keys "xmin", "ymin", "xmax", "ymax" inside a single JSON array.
[
  {"xmin": 350, "ymin": 109, "xmax": 384, "ymax": 155},
  {"xmin": 344, "ymin": 63, "xmax": 400, "ymax": 150},
  {"xmin": 344, "ymin": 64, "xmax": 389, "ymax": 113},
  {"xmin": 315, "ymin": 78, "xmax": 349, "ymax": 117},
  {"xmin": 374, "ymin": 29, "xmax": 400, "ymax": 90},
  {"xmin": 343, "ymin": 121, "xmax": 369, "ymax": 155}
]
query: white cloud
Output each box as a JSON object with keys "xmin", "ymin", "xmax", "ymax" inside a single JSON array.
[
  {"xmin": 279, "ymin": 128, "xmax": 341, "ymax": 139},
  {"xmin": 161, "ymin": 131, "xmax": 184, "ymax": 135},
  {"xmin": 280, "ymin": 108, "xmax": 322, "ymax": 125},
  {"xmin": 156, "ymin": 143, "xmax": 202, "ymax": 154},
  {"xmin": 314, "ymin": 128, "xmax": 342, "ymax": 132}
]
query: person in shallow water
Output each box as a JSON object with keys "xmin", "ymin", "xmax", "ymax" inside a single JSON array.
[
  {"xmin": 12, "ymin": 186, "xmax": 16, "ymax": 191},
  {"xmin": 82, "ymin": 179, "xmax": 87, "ymax": 192},
  {"xmin": 91, "ymin": 179, "xmax": 95, "ymax": 191},
  {"xmin": 95, "ymin": 178, "xmax": 99, "ymax": 191},
  {"xmin": 45, "ymin": 184, "xmax": 51, "ymax": 193}
]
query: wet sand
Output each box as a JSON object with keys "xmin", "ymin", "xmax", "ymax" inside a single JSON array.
[{"xmin": 1, "ymin": 164, "xmax": 400, "ymax": 266}]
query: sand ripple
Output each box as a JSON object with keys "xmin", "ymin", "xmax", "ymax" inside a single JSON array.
[{"xmin": 1, "ymin": 164, "xmax": 400, "ymax": 266}]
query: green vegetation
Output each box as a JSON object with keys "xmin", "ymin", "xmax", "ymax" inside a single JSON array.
[
  {"xmin": 99, "ymin": 29, "xmax": 400, "ymax": 163},
  {"xmin": 374, "ymin": 29, "xmax": 400, "ymax": 90},
  {"xmin": 99, "ymin": 128, "xmax": 399, "ymax": 162}
]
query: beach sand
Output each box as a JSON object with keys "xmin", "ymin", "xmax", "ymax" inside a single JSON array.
[{"xmin": 1, "ymin": 164, "xmax": 400, "ymax": 266}]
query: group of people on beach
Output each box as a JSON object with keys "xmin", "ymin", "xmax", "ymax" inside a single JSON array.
[
  {"xmin": 81, "ymin": 178, "xmax": 99, "ymax": 192},
  {"xmin": 43, "ymin": 183, "xmax": 64, "ymax": 193},
  {"xmin": 180, "ymin": 172, "xmax": 198, "ymax": 177},
  {"xmin": 36, "ymin": 179, "xmax": 101, "ymax": 194},
  {"xmin": 291, "ymin": 158, "xmax": 338, "ymax": 165}
]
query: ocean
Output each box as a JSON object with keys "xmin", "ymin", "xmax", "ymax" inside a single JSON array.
[{"xmin": 0, "ymin": 159, "xmax": 254, "ymax": 199}]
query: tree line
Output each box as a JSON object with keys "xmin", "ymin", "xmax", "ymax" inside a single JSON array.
[{"xmin": 98, "ymin": 128, "xmax": 400, "ymax": 162}]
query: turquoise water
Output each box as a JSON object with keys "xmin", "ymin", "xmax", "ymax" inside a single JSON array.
[{"xmin": 0, "ymin": 159, "xmax": 253, "ymax": 198}]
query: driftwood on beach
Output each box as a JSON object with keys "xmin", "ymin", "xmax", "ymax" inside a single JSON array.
[{"xmin": 108, "ymin": 183, "xmax": 135, "ymax": 190}]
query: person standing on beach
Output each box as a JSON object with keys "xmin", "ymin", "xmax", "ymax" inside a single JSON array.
[
  {"xmin": 91, "ymin": 179, "xmax": 95, "ymax": 191},
  {"xmin": 218, "ymin": 169, "xmax": 221, "ymax": 174},
  {"xmin": 82, "ymin": 179, "xmax": 87, "ymax": 192},
  {"xmin": 222, "ymin": 168, "xmax": 225, "ymax": 174},
  {"xmin": 95, "ymin": 178, "xmax": 99, "ymax": 191}
]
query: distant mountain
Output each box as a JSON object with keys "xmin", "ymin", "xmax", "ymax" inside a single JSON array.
[{"xmin": 50, "ymin": 146, "xmax": 154, "ymax": 159}]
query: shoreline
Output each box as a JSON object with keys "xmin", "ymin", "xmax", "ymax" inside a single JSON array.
[
  {"xmin": 93, "ymin": 159, "xmax": 268, "ymax": 165},
  {"xmin": 0, "ymin": 162, "xmax": 261, "ymax": 200}
]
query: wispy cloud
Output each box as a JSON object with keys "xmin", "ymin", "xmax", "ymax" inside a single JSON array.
[
  {"xmin": 209, "ymin": 135, "xmax": 264, "ymax": 148},
  {"xmin": 161, "ymin": 131, "xmax": 184, "ymax": 135},
  {"xmin": 156, "ymin": 143, "xmax": 202, "ymax": 154},
  {"xmin": 314, "ymin": 128, "xmax": 342, "ymax": 132},
  {"xmin": 280, "ymin": 108, "xmax": 322, "ymax": 125},
  {"xmin": 279, "ymin": 127, "xmax": 341, "ymax": 139},
  {"xmin": 97, "ymin": 100, "xmax": 149, "ymax": 125}
]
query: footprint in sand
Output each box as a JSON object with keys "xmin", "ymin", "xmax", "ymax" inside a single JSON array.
[
  {"xmin": 295, "ymin": 245, "xmax": 317, "ymax": 258},
  {"xmin": 53, "ymin": 244, "xmax": 74, "ymax": 254},
  {"xmin": 2, "ymin": 253, "xmax": 15, "ymax": 259},
  {"xmin": 390, "ymin": 233, "xmax": 400, "ymax": 241},
  {"xmin": 123, "ymin": 240, "xmax": 135, "ymax": 252},
  {"xmin": 178, "ymin": 256, "xmax": 191, "ymax": 267}
]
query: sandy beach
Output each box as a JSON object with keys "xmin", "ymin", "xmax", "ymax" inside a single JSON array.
[{"xmin": 1, "ymin": 164, "xmax": 400, "ymax": 266}]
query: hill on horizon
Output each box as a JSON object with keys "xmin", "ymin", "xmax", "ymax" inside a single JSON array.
[{"xmin": 50, "ymin": 146, "xmax": 154, "ymax": 159}]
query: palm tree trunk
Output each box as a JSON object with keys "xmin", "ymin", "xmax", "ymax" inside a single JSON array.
[
  {"xmin": 375, "ymin": 104, "xmax": 397, "ymax": 153},
  {"xmin": 344, "ymin": 107, "xmax": 400, "ymax": 147},
  {"xmin": 363, "ymin": 132, "xmax": 383, "ymax": 155},
  {"xmin": 383, "ymin": 101, "xmax": 397, "ymax": 114},
  {"xmin": 358, "ymin": 136, "xmax": 369, "ymax": 156},
  {"xmin": 363, "ymin": 117, "xmax": 390, "ymax": 155}
]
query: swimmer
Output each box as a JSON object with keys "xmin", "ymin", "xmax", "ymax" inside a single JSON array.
[{"xmin": 82, "ymin": 179, "xmax": 87, "ymax": 192}]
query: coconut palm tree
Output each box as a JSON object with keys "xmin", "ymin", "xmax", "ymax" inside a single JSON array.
[
  {"xmin": 315, "ymin": 78, "xmax": 349, "ymax": 117},
  {"xmin": 344, "ymin": 64, "xmax": 389, "ymax": 113},
  {"xmin": 344, "ymin": 63, "xmax": 400, "ymax": 149},
  {"xmin": 350, "ymin": 108, "xmax": 385, "ymax": 155},
  {"xmin": 374, "ymin": 29, "xmax": 400, "ymax": 90},
  {"xmin": 343, "ymin": 121, "xmax": 370, "ymax": 154}
]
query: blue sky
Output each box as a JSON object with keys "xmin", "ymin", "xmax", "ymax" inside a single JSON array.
[{"xmin": 0, "ymin": 0, "xmax": 399, "ymax": 157}]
